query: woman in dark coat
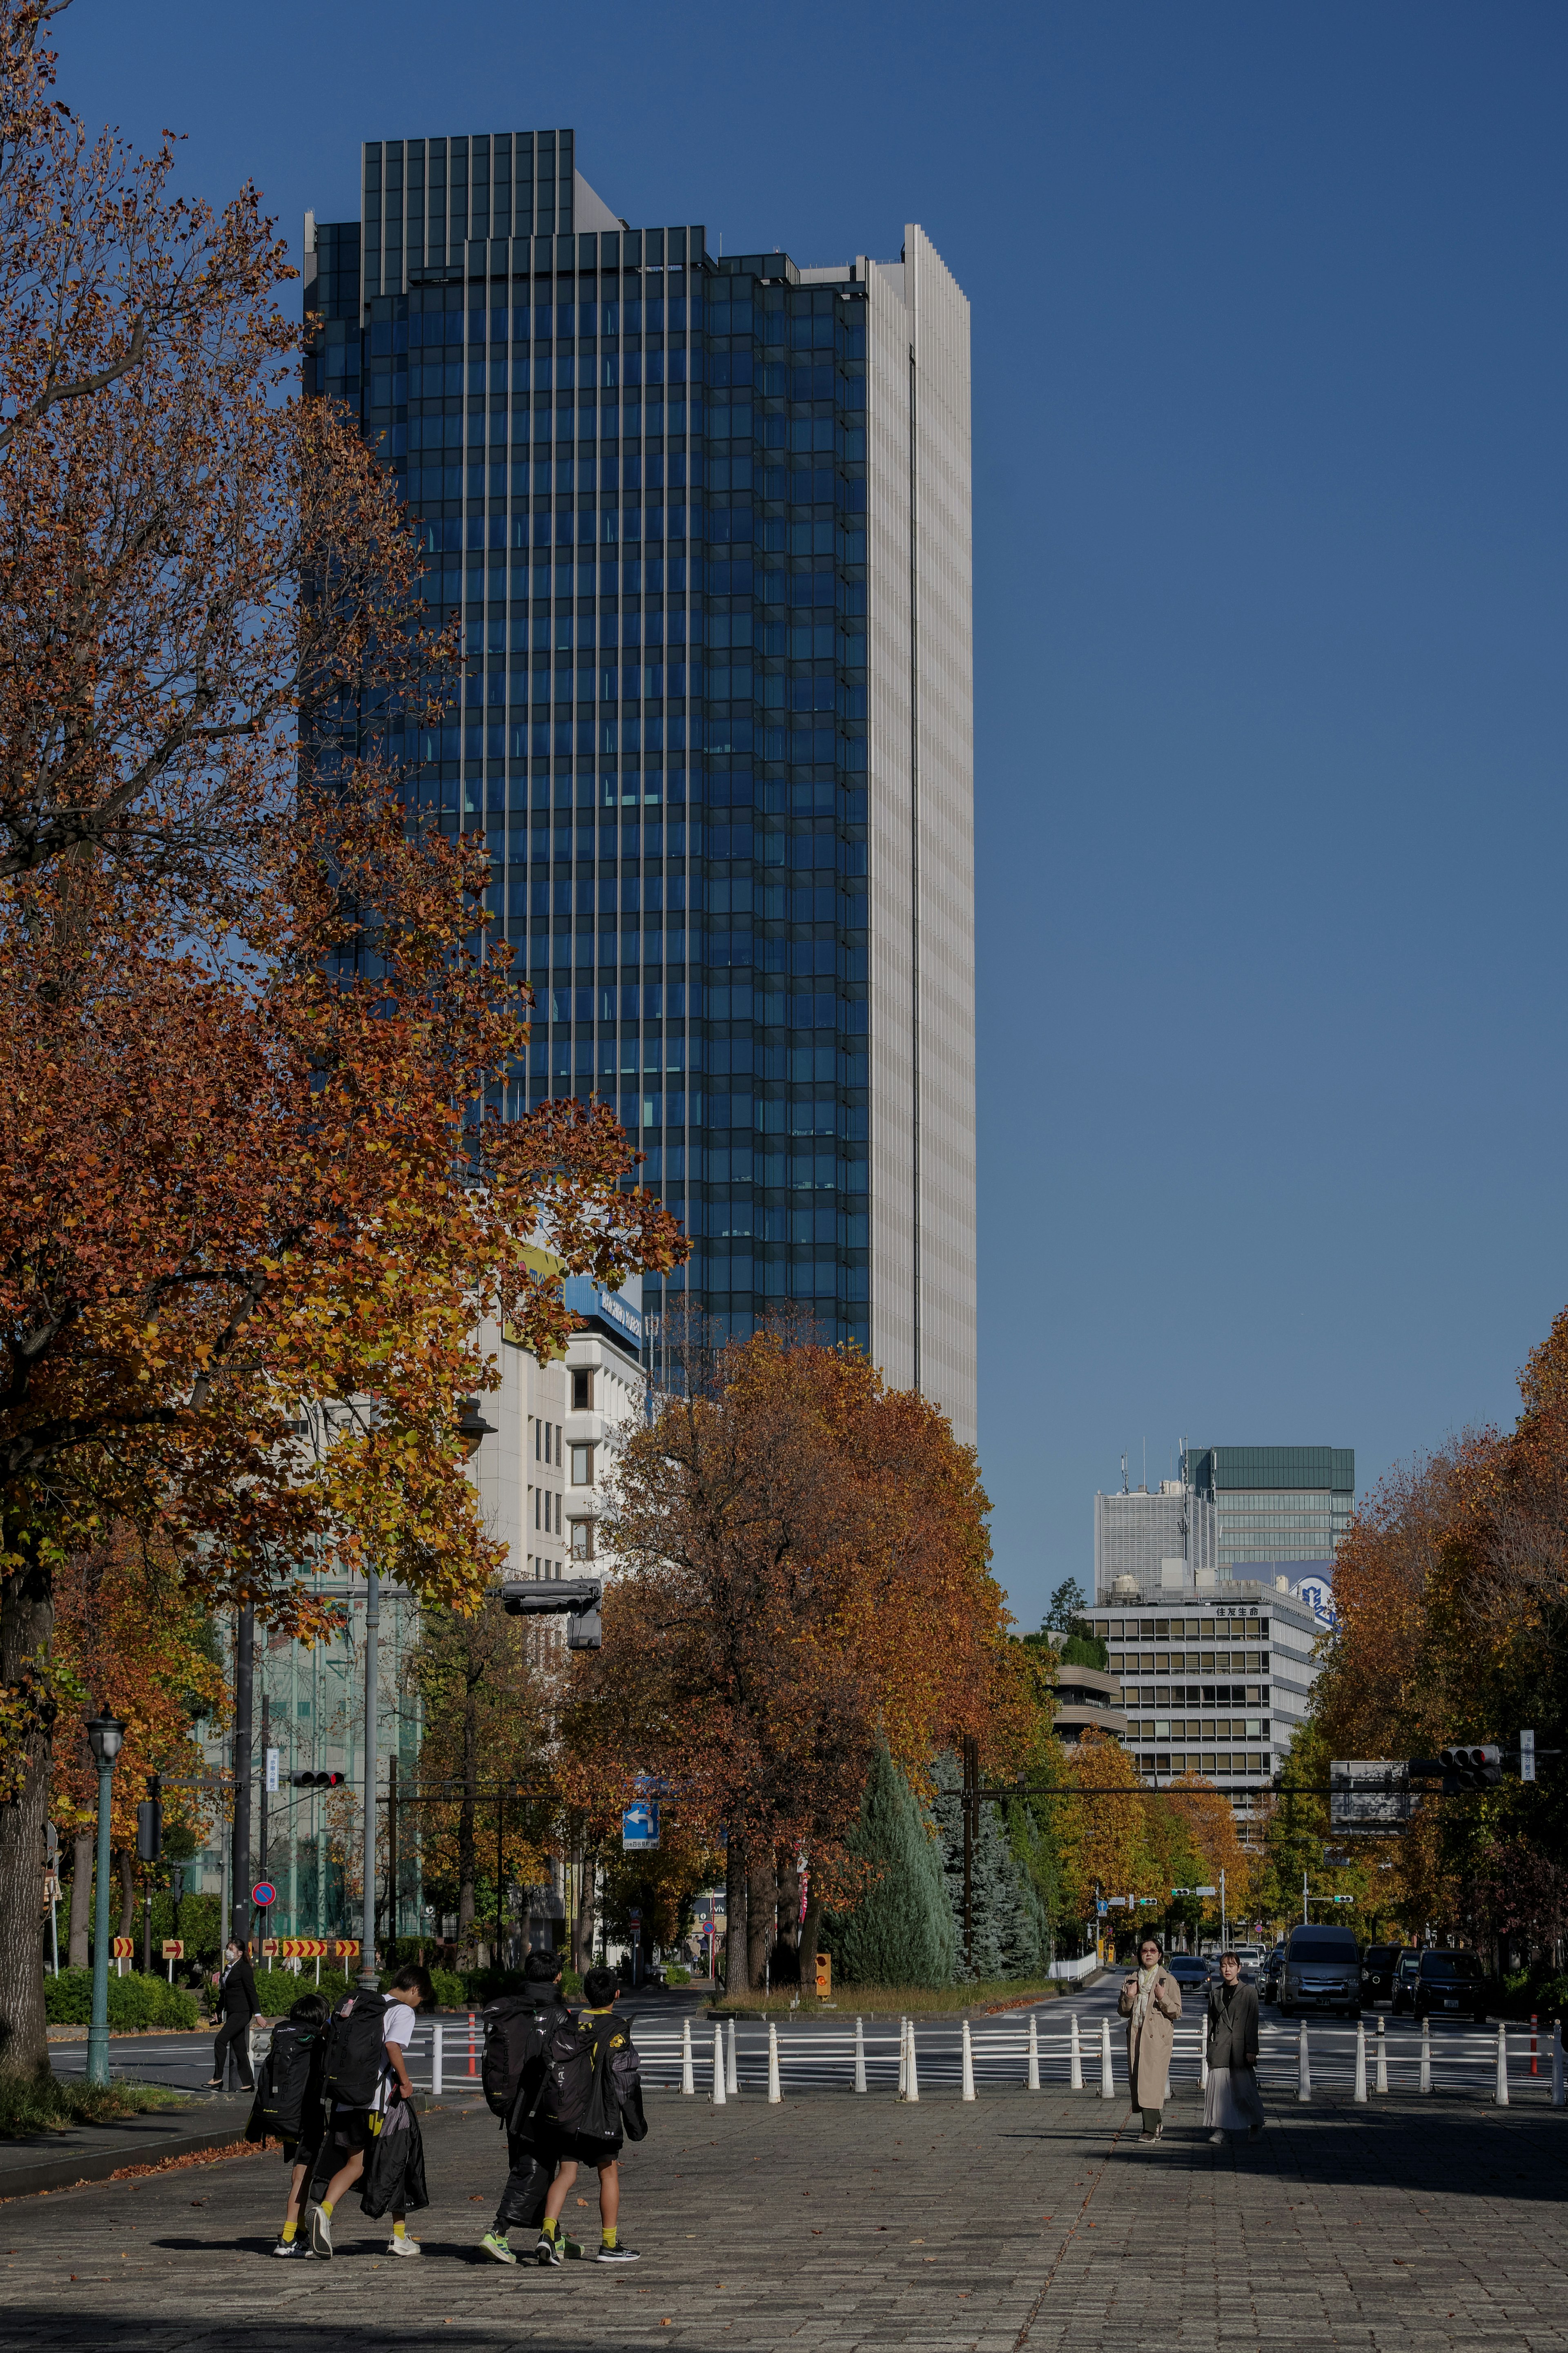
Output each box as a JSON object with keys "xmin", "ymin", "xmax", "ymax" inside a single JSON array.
[
  {"xmin": 209, "ymin": 1940, "xmax": 261, "ymax": 2090},
  {"xmin": 1204, "ymin": 1949, "xmax": 1265, "ymax": 2141}
]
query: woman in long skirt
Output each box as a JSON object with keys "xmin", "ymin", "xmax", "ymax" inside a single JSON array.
[{"xmin": 1204, "ymin": 1949, "xmax": 1265, "ymax": 2140}]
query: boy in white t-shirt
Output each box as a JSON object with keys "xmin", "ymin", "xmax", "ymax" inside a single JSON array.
[{"xmin": 311, "ymin": 1965, "xmax": 432, "ymax": 2260}]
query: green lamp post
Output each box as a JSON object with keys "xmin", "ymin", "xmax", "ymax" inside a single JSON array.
[{"xmin": 85, "ymin": 1714, "xmax": 126, "ymax": 2088}]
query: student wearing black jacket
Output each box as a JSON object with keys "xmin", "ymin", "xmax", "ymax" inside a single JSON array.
[
  {"xmin": 479, "ymin": 1951, "xmax": 584, "ymax": 2266},
  {"xmin": 209, "ymin": 1941, "xmax": 261, "ymax": 2091}
]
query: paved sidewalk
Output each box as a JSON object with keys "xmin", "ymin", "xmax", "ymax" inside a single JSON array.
[
  {"xmin": 0, "ymin": 2100, "xmax": 254, "ymax": 2201},
  {"xmin": 0, "ymin": 2083, "xmax": 1563, "ymax": 2352}
]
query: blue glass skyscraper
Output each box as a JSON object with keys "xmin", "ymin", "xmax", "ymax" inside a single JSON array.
[{"xmin": 306, "ymin": 130, "xmax": 976, "ymax": 1440}]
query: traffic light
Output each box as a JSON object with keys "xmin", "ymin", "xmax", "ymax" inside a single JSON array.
[
  {"xmin": 136, "ymin": 1799, "xmax": 162, "ymax": 1862},
  {"xmin": 290, "ymin": 1771, "xmax": 346, "ymax": 1789},
  {"xmin": 1440, "ymin": 1744, "xmax": 1503, "ymax": 1792}
]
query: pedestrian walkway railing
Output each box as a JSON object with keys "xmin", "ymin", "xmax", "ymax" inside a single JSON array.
[{"xmin": 403, "ymin": 2009, "xmax": 1566, "ymax": 2108}]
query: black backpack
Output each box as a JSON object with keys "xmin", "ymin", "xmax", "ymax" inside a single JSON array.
[
  {"xmin": 256, "ymin": 2019, "xmax": 325, "ymax": 2140},
  {"xmin": 323, "ymin": 1989, "xmax": 389, "ymax": 2108},
  {"xmin": 480, "ymin": 1995, "xmax": 554, "ymax": 2120}
]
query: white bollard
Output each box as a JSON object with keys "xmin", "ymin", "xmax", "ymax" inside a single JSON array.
[
  {"xmin": 432, "ymin": 2022, "xmax": 444, "ymax": 2097},
  {"xmin": 1069, "ymin": 2011, "xmax": 1083, "ymax": 2091},
  {"xmin": 897, "ymin": 2015, "xmax": 908, "ymax": 2099},
  {"xmin": 960, "ymin": 2018, "xmax": 976, "ymax": 2102},
  {"xmin": 1354, "ymin": 2017, "xmax": 1368, "ymax": 2103},
  {"xmin": 1419, "ymin": 2014, "xmax": 1432, "ymax": 2095},
  {"xmin": 1199, "ymin": 2012, "xmax": 1209, "ymax": 2089},
  {"xmin": 1297, "ymin": 2021, "xmax": 1311, "ymax": 2102},
  {"xmin": 1554, "ymin": 2021, "xmax": 1566, "ymax": 2109},
  {"xmin": 1375, "ymin": 2015, "xmax": 1388, "ymax": 2095},
  {"xmin": 711, "ymin": 2023, "xmax": 726, "ymax": 2106},
  {"xmin": 1027, "ymin": 2013, "xmax": 1040, "ymax": 2092},
  {"xmin": 853, "ymin": 2014, "xmax": 867, "ymax": 2094},
  {"xmin": 767, "ymin": 2020, "xmax": 782, "ymax": 2104},
  {"xmin": 906, "ymin": 2018, "xmax": 921, "ymax": 2103},
  {"xmin": 680, "ymin": 2016, "xmax": 695, "ymax": 2095},
  {"xmin": 726, "ymin": 2017, "xmax": 739, "ymax": 2097},
  {"xmin": 1099, "ymin": 2016, "xmax": 1115, "ymax": 2101},
  {"xmin": 1495, "ymin": 2020, "xmax": 1509, "ymax": 2107}
]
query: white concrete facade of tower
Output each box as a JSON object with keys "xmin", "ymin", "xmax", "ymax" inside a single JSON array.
[
  {"xmin": 862, "ymin": 227, "xmax": 975, "ymax": 1447},
  {"xmin": 471, "ymin": 1314, "xmax": 646, "ymax": 1588}
]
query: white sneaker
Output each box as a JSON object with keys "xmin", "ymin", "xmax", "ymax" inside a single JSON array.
[
  {"xmin": 309, "ymin": 2205, "xmax": 333, "ymax": 2259},
  {"xmin": 386, "ymin": 2233, "xmax": 422, "ymax": 2257}
]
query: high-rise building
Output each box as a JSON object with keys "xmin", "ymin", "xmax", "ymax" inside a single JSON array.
[
  {"xmin": 304, "ymin": 128, "xmax": 976, "ymax": 1441},
  {"xmin": 1094, "ymin": 1479, "xmax": 1218, "ymax": 1599},
  {"xmin": 1185, "ymin": 1445, "xmax": 1355, "ymax": 1581}
]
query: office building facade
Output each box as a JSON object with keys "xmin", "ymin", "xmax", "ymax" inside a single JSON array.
[
  {"xmin": 305, "ymin": 129, "xmax": 976, "ymax": 1440},
  {"xmin": 1186, "ymin": 1445, "xmax": 1355, "ymax": 1579},
  {"xmin": 1094, "ymin": 1479, "xmax": 1218, "ymax": 1599}
]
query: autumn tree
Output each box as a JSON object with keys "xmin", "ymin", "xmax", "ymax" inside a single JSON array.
[
  {"xmin": 0, "ymin": 2, "xmax": 685, "ymax": 2079},
  {"xmin": 1054, "ymin": 1728, "xmax": 1149, "ymax": 1926},
  {"xmin": 561, "ymin": 1327, "xmax": 1024, "ymax": 1995}
]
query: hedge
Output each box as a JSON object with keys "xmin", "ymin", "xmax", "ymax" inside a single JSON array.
[{"xmin": 45, "ymin": 1969, "xmax": 200, "ymax": 2030}]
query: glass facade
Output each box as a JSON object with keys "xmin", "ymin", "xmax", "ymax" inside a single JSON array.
[
  {"xmin": 306, "ymin": 136, "xmax": 880, "ymax": 1354},
  {"xmin": 1185, "ymin": 1445, "xmax": 1356, "ymax": 1575}
]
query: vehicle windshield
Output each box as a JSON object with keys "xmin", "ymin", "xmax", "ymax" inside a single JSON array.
[
  {"xmin": 1288, "ymin": 1935, "xmax": 1358, "ymax": 1962},
  {"xmin": 1396, "ymin": 1954, "xmax": 1419, "ymax": 1974},
  {"xmin": 1419, "ymin": 1953, "xmax": 1481, "ymax": 1980},
  {"xmin": 1365, "ymin": 1946, "xmax": 1400, "ymax": 1966}
]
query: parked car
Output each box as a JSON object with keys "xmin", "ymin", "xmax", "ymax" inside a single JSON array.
[
  {"xmin": 1278, "ymin": 1925, "xmax": 1362, "ymax": 2019},
  {"xmin": 1361, "ymin": 1943, "xmax": 1404, "ymax": 2005},
  {"xmin": 1165, "ymin": 1954, "xmax": 1212, "ymax": 1995},
  {"xmin": 1229, "ymin": 1943, "xmax": 1265, "ymax": 1978},
  {"xmin": 1412, "ymin": 1949, "xmax": 1488, "ymax": 2025},
  {"xmin": 1261, "ymin": 1944, "xmax": 1287, "ymax": 2003},
  {"xmin": 1390, "ymin": 1949, "xmax": 1422, "ymax": 2015}
]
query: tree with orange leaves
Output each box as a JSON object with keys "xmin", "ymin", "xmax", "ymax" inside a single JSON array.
[
  {"xmin": 0, "ymin": 1, "xmax": 686, "ymax": 2079},
  {"xmin": 561, "ymin": 1325, "xmax": 1021, "ymax": 1994}
]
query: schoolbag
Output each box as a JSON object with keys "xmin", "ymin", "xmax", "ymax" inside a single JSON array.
[
  {"xmin": 538, "ymin": 2013, "xmax": 625, "ymax": 2140},
  {"xmin": 256, "ymin": 2019, "xmax": 325, "ymax": 2140},
  {"xmin": 323, "ymin": 1989, "xmax": 389, "ymax": 2108},
  {"xmin": 480, "ymin": 1995, "xmax": 552, "ymax": 2120}
]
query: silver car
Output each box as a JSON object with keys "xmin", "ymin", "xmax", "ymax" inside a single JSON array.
[{"xmin": 1278, "ymin": 1926, "xmax": 1362, "ymax": 2019}]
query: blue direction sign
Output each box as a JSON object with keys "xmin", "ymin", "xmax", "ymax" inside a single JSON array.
[{"xmin": 621, "ymin": 1802, "xmax": 659, "ymax": 1852}]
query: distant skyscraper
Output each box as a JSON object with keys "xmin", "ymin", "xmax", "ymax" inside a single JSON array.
[
  {"xmin": 305, "ymin": 129, "xmax": 976, "ymax": 1440},
  {"xmin": 1185, "ymin": 1446, "xmax": 1355, "ymax": 1581}
]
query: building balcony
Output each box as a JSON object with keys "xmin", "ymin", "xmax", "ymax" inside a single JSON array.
[{"xmin": 1053, "ymin": 1663, "xmax": 1130, "ymax": 1745}]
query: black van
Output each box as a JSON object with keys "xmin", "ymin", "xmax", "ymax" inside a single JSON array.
[{"xmin": 1278, "ymin": 1925, "xmax": 1362, "ymax": 2019}]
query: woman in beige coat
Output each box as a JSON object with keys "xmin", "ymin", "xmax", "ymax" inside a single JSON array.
[{"xmin": 1117, "ymin": 1934, "xmax": 1182, "ymax": 2140}]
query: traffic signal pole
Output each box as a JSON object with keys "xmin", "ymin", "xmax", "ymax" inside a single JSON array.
[{"xmin": 231, "ymin": 1599, "xmax": 254, "ymax": 1950}]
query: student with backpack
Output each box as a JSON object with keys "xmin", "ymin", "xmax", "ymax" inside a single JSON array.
[
  {"xmin": 309, "ymin": 1963, "xmax": 434, "ymax": 2261},
  {"xmin": 479, "ymin": 1949, "xmax": 585, "ymax": 2266},
  {"xmin": 247, "ymin": 1990, "xmax": 331, "ymax": 2258},
  {"xmin": 533, "ymin": 1966, "xmax": 646, "ymax": 2267}
]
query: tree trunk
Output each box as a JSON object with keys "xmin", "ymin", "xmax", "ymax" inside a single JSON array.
[
  {"xmin": 572, "ymin": 1844, "xmax": 597, "ymax": 1976},
  {"xmin": 0, "ymin": 1540, "xmax": 55, "ymax": 2080},
  {"xmin": 746, "ymin": 1859, "xmax": 774, "ymax": 1991},
  {"xmin": 117, "ymin": 1847, "xmax": 135, "ymax": 1940},
  {"xmin": 457, "ymin": 1685, "xmax": 478, "ymax": 1943},
  {"xmin": 67, "ymin": 1835, "xmax": 93, "ymax": 1969},
  {"xmin": 724, "ymin": 1836, "xmax": 749, "ymax": 1996}
]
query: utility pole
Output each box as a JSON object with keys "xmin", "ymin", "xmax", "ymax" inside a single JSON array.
[
  {"xmin": 388, "ymin": 1753, "xmax": 399, "ymax": 1956},
  {"xmin": 962, "ymin": 1737, "xmax": 977, "ymax": 1973},
  {"xmin": 258, "ymin": 1693, "xmax": 270, "ymax": 1885},
  {"xmin": 231, "ymin": 1600, "xmax": 254, "ymax": 1951}
]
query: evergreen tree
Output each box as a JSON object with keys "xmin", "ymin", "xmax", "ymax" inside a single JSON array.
[
  {"xmin": 931, "ymin": 1751, "xmax": 1047, "ymax": 1981},
  {"xmin": 830, "ymin": 1744, "xmax": 955, "ymax": 1989}
]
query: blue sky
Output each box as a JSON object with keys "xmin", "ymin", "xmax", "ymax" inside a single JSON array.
[{"xmin": 66, "ymin": 0, "xmax": 1568, "ymax": 1628}]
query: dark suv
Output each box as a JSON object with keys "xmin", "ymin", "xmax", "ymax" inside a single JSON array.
[
  {"xmin": 1261, "ymin": 1943, "xmax": 1287, "ymax": 2003},
  {"xmin": 1412, "ymin": 1949, "xmax": 1488, "ymax": 2025},
  {"xmin": 1361, "ymin": 1943, "xmax": 1403, "ymax": 2005}
]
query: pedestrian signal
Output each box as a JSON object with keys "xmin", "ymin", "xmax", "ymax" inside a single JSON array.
[{"xmin": 136, "ymin": 1799, "xmax": 162, "ymax": 1862}]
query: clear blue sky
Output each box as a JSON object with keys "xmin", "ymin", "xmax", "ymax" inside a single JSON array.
[{"xmin": 66, "ymin": 0, "xmax": 1568, "ymax": 1629}]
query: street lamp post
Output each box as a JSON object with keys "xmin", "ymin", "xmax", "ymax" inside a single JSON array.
[{"xmin": 85, "ymin": 1715, "xmax": 126, "ymax": 2088}]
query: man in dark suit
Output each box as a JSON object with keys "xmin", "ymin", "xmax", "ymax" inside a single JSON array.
[{"xmin": 209, "ymin": 1938, "xmax": 261, "ymax": 2090}]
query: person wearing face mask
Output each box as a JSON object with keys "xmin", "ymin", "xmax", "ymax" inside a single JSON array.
[
  {"xmin": 1117, "ymin": 1934, "xmax": 1182, "ymax": 2142},
  {"xmin": 1204, "ymin": 1950, "xmax": 1265, "ymax": 2143},
  {"xmin": 209, "ymin": 1938, "xmax": 261, "ymax": 2091}
]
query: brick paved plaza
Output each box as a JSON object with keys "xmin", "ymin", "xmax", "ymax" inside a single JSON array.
[{"xmin": 2, "ymin": 2083, "xmax": 1564, "ymax": 2353}]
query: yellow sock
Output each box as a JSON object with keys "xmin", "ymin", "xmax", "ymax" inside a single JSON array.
[
  {"xmin": 281, "ymin": 2220, "xmax": 297, "ymax": 2244},
  {"xmin": 321, "ymin": 2200, "xmax": 334, "ymax": 2219},
  {"xmin": 602, "ymin": 2225, "xmax": 617, "ymax": 2248},
  {"xmin": 393, "ymin": 2221, "xmax": 406, "ymax": 2239},
  {"xmin": 542, "ymin": 2217, "xmax": 559, "ymax": 2241}
]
